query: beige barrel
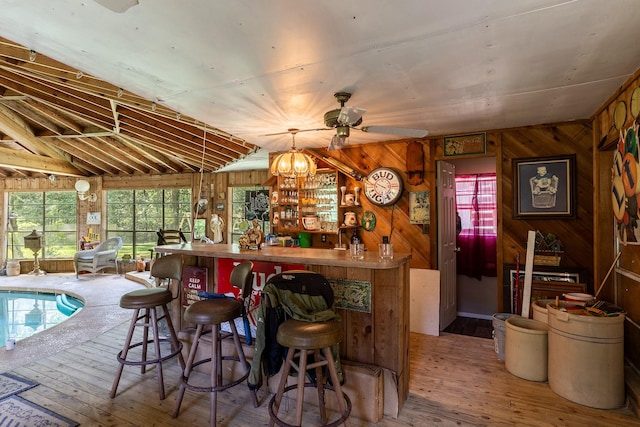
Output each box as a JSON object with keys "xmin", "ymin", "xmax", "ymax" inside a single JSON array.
[
  {"xmin": 531, "ymin": 299, "xmax": 555, "ymax": 323},
  {"xmin": 547, "ymin": 304, "xmax": 625, "ymax": 409},
  {"xmin": 505, "ymin": 317, "xmax": 549, "ymax": 381}
]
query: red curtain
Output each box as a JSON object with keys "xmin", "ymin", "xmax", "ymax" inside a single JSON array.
[{"xmin": 456, "ymin": 174, "xmax": 497, "ymax": 279}]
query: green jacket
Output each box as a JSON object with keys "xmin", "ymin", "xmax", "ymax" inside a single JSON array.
[{"xmin": 248, "ymin": 271, "xmax": 342, "ymax": 389}]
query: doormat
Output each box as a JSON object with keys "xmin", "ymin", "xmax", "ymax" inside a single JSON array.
[
  {"xmin": 0, "ymin": 395, "xmax": 79, "ymax": 427},
  {"xmin": 0, "ymin": 373, "xmax": 37, "ymax": 400}
]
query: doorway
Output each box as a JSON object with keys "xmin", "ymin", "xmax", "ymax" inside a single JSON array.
[{"xmin": 440, "ymin": 156, "xmax": 498, "ymax": 333}]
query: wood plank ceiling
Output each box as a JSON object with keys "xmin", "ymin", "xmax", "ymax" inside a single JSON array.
[{"xmin": 0, "ymin": 37, "xmax": 259, "ymax": 179}]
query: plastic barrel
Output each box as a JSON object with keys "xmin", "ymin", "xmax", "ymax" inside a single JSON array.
[
  {"xmin": 505, "ymin": 317, "xmax": 548, "ymax": 381},
  {"xmin": 547, "ymin": 304, "xmax": 625, "ymax": 409},
  {"xmin": 492, "ymin": 313, "xmax": 520, "ymax": 360}
]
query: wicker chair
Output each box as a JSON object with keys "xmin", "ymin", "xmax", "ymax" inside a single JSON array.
[{"xmin": 74, "ymin": 236, "xmax": 123, "ymax": 278}]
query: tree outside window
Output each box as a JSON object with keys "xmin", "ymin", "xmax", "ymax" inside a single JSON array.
[
  {"xmin": 230, "ymin": 187, "xmax": 271, "ymax": 244},
  {"xmin": 107, "ymin": 188, "xmax": 191, "ymax": 258},
  {"xmin": 7, "ymin": 192, "xmax": 77, "ymax": 259}
]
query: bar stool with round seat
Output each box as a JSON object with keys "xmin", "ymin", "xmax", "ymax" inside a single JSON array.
[
  {"xmin": 172, "ymin": 260, "xmax": 259, "ymax": 426},
  {"xmin": 267, "ymin": 271, "xmax": 351, "ymax": 427},
  {"xmin": 109, "ymin": 253, "xmax": 185, "ymax": 400}
]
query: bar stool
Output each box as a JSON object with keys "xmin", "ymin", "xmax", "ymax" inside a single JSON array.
[
  {"xmin": 110, "ymin": 254, "xmax": 185, "ymax": 400},
  {"xmin": 268, "ymin": 318, "xmax": 351, "ymax": 427},
  {"xmin": 173, "ymin": 260, "xmax": 259, "ymax": 426}
]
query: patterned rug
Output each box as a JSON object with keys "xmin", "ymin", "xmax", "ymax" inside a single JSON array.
[
  {"xmin": 0, "ymin": 373, "xmax": 37, "ymax": 400},
  {"xmin": 0, "ymin": 395, "xmax": 79, "ymax": 427},
  {"xmin": 0, "ymin": 372, "xmax": 79, "ymax": 427}
]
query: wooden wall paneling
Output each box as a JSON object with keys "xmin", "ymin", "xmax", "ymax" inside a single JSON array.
[
  {"xmin": 591, "ymin": 71, "xmax": 640, "ymax": 403},
  {"xmin": 498, "ymin": 123, "xmax": 594, "ymax": 287},
  {"xmin": 328, "ymin": 139, "xmax": 433, "ymax": 269}
]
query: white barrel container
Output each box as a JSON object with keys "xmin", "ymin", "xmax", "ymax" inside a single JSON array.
[
  {"xmin": 531, "ymin": 299, "xmax": 555, "ymax": 323},
  {"xmin": 492, "ymin": 313, "xmax": 520, "ymax": 360},
  {"xmin": 505, "ymin": 317, "xmax": 549, "ymax": 381},
  {"xmin": 547, "ymin": 304, "xmax": 625, "ymax": 409}
]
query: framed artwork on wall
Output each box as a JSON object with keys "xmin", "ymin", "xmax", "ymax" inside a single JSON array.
[
  {"xmin": 513, "ymin": 154, "xmax": 576, "ymax": 219},
  {"xmin": 444, "ymin": 132, "xmax": 486, "ymax": 157}
]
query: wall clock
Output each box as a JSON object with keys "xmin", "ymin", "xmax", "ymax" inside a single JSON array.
[{"xmin": 363, "ymin": 167, "xmax": 404, "ymax": 206}]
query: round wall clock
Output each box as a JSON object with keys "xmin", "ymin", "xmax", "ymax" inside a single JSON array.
[{"xmin": 363, "ymin": 167, "xmax": 404, "ymax": 206}]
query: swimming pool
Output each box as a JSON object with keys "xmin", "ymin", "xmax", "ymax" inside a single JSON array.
[{"xmin": 0, "ymin": 290, "xmax": 84, "ymax": 348}]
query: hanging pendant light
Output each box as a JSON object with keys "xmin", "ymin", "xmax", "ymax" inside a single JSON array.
[{"xmin": 270, "ymin": 129, "xmax": 317, "ymax": 178}]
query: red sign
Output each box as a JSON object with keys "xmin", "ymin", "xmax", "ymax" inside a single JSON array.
[
  {"xmin": 182, "ymin": 265, "xmax": 208, "ymax": 307},
  {"xmin": 217, "ymin": 258, "xmax": 304, "ymax": 327}
]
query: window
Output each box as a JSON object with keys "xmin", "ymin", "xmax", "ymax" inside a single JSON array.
[
  {"xmin": 7, "ymin": 192, "xmax": 77, "ymax": 259},
  {"xmin": 106, "ymin": 188, "xmax": 191, "ymax": 258},
  {"xmin": 455, "ymin": 174, "xmax": 497, "ymax": 278},
  {"xmin": 229, "ymin": 186, "xmax": 271, "ymax": 244}
]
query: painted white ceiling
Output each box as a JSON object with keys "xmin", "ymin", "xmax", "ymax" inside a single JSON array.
[{"xmin": 3, "ymin": 0, "xmax": 640, "ymax": 171}]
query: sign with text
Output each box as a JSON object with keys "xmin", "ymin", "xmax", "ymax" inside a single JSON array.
[{"xmin": 182, "ymin": 265, "xmax": 208, "ymax": 307}]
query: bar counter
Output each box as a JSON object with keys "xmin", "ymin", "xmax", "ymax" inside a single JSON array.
[{"xmin": 155, "ymin": 243, "xmax": 412, "ymax": 418}]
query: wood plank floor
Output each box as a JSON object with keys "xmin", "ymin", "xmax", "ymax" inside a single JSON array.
[{"xmin": 5, "ymin": 320, "xmax": 640, "ymax": 427}]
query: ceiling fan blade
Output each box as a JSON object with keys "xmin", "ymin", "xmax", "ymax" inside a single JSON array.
[
  {"xmin": 94, "ymin": 0, "xmax": 139, "ymax": 13},
  {"xmin": 360, "ymin": 125, "xmax": 429, "ymax": 138},
  {"xmin": 264, "ymin": 128, "xmax": 331, "ymax": 137}
]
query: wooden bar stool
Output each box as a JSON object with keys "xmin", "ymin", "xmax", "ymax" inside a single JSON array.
[
  {"xmin": 110, "ymin": 254, "xmax": 185, "ymax": 400},
  {"xmin": 268, "ymin": 319, "xmax": 351, "ymax": 427},
  {"xmin": 173, "ymin": 260, "xmax": 259, "ymax": 426}
]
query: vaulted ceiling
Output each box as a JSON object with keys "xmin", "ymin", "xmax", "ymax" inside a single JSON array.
[{"xmin": 1, "ymin": 0, "xmax": 640, "ymax": 178}]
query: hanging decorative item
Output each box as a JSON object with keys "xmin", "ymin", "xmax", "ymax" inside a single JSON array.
[
  {"xmin": 612, "ymin": 116, "xmax": 640, "ymax": 244},
  {"xmin": 406, "ymin": 141, "xmax": 424, "ymax": 185},
  {"xmin": 361, "ymin": 211, "xmax": 376, "ymax": 231}
]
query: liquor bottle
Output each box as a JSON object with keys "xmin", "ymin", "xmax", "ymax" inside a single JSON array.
[{"xmin": 351, "ymin": 228, "xmax": 360, "ymax": 245}]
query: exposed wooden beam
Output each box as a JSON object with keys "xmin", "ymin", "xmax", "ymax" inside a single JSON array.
[
  {"xmin": 0, "ymin": 103, "xmax": 67, "ymax": 158},
  {"xmin": 0, "ymin": 146, "xmax": 84, "ymax": 176}
]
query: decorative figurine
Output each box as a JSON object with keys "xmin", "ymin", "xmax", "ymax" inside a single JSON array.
[
  {"xmin": 354, "ymin": 186, "xmax": 361, "ymax": 206},
  {"xmin": 239, "ymin": 218, "xmax": 264, "ymax": 250}
]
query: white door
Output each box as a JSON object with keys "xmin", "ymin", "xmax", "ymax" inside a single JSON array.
[{"xmin": 437, "ymin": 161, "xmax": 457, "ymax": 331}]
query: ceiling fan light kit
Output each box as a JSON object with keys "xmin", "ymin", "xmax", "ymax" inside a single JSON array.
[{"xmin": 323, "ymin": 92, "xmax": 429, "ymax": 148}]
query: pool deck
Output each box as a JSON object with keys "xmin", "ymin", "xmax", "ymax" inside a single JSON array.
[{"xmin": 0, "ymin": 272, "xmax": 145, "ymax": 372}]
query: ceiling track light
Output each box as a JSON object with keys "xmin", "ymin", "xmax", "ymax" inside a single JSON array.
[{"xmin": 28, "ymin": 50, "xmax": 36, "ymax": 62}]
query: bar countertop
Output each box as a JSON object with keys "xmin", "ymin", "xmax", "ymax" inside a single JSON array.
[{"xmin": 154, "ymin": 243, "xmax": 411, "ymax": 269}]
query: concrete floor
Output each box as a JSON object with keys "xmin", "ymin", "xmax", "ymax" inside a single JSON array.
[{"xmin": 0, "ymin": 272, "xmax": 144, "ymax": 372}]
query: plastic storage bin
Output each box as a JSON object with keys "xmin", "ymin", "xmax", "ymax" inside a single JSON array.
[{"xmin": 492, "ymin": 313, "xmax": 520, "ymax": 360}]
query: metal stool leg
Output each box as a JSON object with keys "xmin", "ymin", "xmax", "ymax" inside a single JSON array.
[
  {"xmin": 110, "ymin": 308, "xmax": 140, "ymax": 398},
  {"xmin": 173, "ymin": 323, "xmax": 204, "ymax": 417}
]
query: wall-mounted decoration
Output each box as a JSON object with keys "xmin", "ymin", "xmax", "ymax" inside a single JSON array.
[
  {"xmin": 409, "ymin": 191, "xmax": 430, "ymax": 224},
  {"xmin": 612, "ymin": 123, "xmax": 640, "ymax": 244},
  {"xmin": 406, "ymin": 141, "xmax": 424, "ymax": 185},
  {"xmin": 216, "ymin": 202, "xmax": 225, "ymax": 211},
  {"xmin": 444, "ymin": 132, "xmax": 486, "ymax": 157},
  {"xmin": 361, "ymin": 211, "xmax": 376, "ymax": 231},
  {"xmin": 86, "ymin": 212, "xmax": 101, "ymax": 225},
  {"xmin": 513, "ymin": 154, "xmax": 576, "ymax": 219}
]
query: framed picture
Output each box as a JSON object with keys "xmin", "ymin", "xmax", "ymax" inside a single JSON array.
[
  {"xmin": 513, "ymin": 154, "xmax": 576, "ymax": 219},
  {"xmin": 409, "ymin": 191, "xmax": 430, "ymax": 224},
  {"xmin": 444, "ymin": 133, "xmax": 486, "ymax": 157}
]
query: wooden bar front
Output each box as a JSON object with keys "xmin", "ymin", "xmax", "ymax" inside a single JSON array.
[{"xmin": 155, "ymin": 243, "xmax": 412, "ymax": 415}]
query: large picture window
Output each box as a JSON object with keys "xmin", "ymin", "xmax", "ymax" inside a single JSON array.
[
  {"xmin": 106, "ymin": 188, "xmax": 191, "ymax": 258},
  {"xmin": 7, "ymin": 192, "xmax": 77, "ymax": 259}
]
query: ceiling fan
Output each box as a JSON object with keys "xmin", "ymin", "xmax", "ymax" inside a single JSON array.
[
  {"xmin": 267, "ymin": 92, "xmax": 429, "ymax": 150},
  {"xmin": 323, "ymin": 92, "xmax": 429, "ymax": 150}
]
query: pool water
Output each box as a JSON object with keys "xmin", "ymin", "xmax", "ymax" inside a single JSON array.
[{"xmin": 0, "ymin": 291, "xmax": 84, "ymax": 348}]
